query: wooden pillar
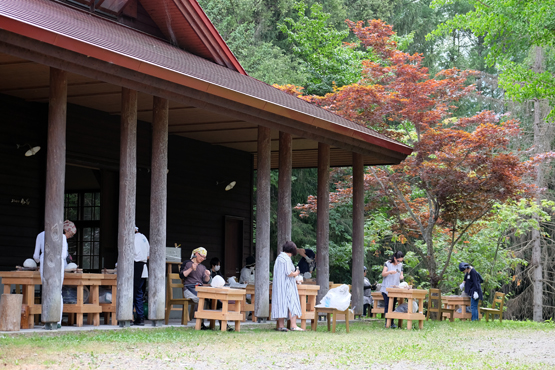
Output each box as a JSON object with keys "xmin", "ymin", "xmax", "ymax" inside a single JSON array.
[
  {"xmin": 277, "ymin": 132, "xmax": 292, "ymax": 254},
  {"xmin": 316, "ymin": 143, "xmax": 330, "ymax": 302},
  {"xmin": 254, "ymin": 126, "xmax": 271, "ymax": 319},
  {"xmin": 42, "ymin": 68, "xmax": 67, "ymax": 328},
  {"xmin": 116, "ymin": 88, "xmax": 137, "ymax": 326},
  {"xmin": 352, "ymin": 153, "xmax": 365, "ymax": 316},
  {"xmin": 148, "ymin": 96, "xmax": 168, "ymax": 325}
]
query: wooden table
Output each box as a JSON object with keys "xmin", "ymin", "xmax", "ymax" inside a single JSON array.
[
  {"xmin": 194, "ymin": 286, "xmax": 246, "ymax": 332},
  {"xmin": 298, "ymin": 284, "xmax": 319, "ymax": 330},
  {"xmin": 0, "ymin": 271, "xmax": 114, "ymax": 328},
  {"xmin": 385, "ymin": 288, "xmax": 427, "ymax": 330},
  {"xmin": 98, "ymin": 274, "xmax": 117, "ymax": 325},
  {"xmin": 442, "ymin": 295, "xmax": 474, "ymax": 321}
]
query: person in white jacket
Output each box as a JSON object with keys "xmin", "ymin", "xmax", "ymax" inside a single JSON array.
[{"xmin": 33, "ymin": 220, "xmax": 76, "ymax": 328}]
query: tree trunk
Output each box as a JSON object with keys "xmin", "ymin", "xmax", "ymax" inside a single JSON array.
[{"xmin": 532, "ymin": 46, "xmax": 545, "ymax": 322}]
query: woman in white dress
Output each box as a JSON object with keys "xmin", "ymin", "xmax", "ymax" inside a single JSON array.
[{"xmin": 271, "ymin": 241, "xmax": 303, "ymax": 331}]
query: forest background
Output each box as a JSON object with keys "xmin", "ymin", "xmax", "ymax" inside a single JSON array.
[{"xmin": 197, "ymin": 0, "xmax": 555, "ymax": 321}]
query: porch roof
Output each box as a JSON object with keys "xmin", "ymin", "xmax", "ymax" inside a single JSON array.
[{"xmin": 0, "ymin": 0, "xmax": 412, "ymax": 168}]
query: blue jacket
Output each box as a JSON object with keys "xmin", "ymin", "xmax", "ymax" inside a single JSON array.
[{"xmin": 464, "ymin": 268, "xmax": 483, "ymax": 301}]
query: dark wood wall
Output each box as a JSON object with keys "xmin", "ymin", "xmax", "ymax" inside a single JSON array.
[{"xmin": 0, "ymin": 93, "xmax": 253, "ymax": 272}]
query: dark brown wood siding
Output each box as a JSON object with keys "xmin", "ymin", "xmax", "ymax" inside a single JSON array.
[{"xmin": 0, "ymin": 94, "xmax": 253, "ymax": 271}]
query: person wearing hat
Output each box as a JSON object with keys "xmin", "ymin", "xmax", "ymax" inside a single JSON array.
[
  {"xmin": 180, "ymin": 247, "xmax": 211, "ymax": 329},
  {"xmin": 33, "ymin": 220, "xmax": 76, "ymax": 328},
  {"xmin": 239, "ymin": 255, "xmax": 256, "ymax": 285},
  {"xmin": 363, "ymin": 266, "xmax": 374, "ymax": 317},
  {"xmin": 459, "ymin": 262, "xmax": 484, "ymax": 321},
  {"xmin": 132, "ymin": 226, "xmax": 150, "ymax": 326}
]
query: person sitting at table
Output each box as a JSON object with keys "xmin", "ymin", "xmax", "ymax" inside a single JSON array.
[
  {"xmin": 459, "ymin": 262, "xmax": 483, "ymax": 321},
  {"xmin": 363, "ymin": 266, "xmax": 374, "ymax": 317},
  {"xmin": 210, "ymin": 257, "xmax": 222, "ymax": 279},
  {"xmin": 380, "ymin": 251, "xmax": 404, "ymax": 328},
  {"xmin": 33, "ymin": 220, "xmax": 76, "ymax": 329},
  {"xmin": 180, "ymin": 247, "xmax": 211, "ymax": 329},
  {"xmin": 297, "ymin": 248, "xmax": 316, "ymax": 279},
  {"xmin": 272, "ymin": 241, "xmax": 304, "ymax": 332},
  {"xmin": 239, "ymin": 255, "xmax": 256, "ymax": 284}
]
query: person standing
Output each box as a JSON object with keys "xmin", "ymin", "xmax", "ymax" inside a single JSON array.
[
  {"xmin": 180, "ymin": 247, "xmax": 211, "ymax": 329},
  {"xmin": 380, "ymin": 251, "xmax": 404, "ymax": 328},
  {"xmin": 133, "ymin": 226, "xmax": 149, "ymax": 326},
  {"xmin": 363, "ymin": 266, "xmax": 373, "ymax": 317},
  {"xmin": 33, "ymin": 220, "xmax": 76, "ymax": 328},
  {"xmin": 459, "ymin": 262, "xmax": 483, "ymax": 321},
  {"xmin": 271, "ymin": 241, "xmax": 303, "ymax": 332},
  {"xmin": 297, "ymin": 248, "xmax": 316, "ymax": 278}
]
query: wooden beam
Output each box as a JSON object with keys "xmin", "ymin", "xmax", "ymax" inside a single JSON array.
[
  {"xmin": 254, "ymin": 126, "xmax": 271, "ymax": 319},
  {"xmin": 0, "ymin": 34, "xmax": 408, "ymax": 162},
  {"xmin": 116, "ymin": 87, "xmax": 137, "ymax": 325},
  {"xmin": 148, "ymin": 96, "xmax": 168, "ymax": 323},
  {"xmin": 277, "ymin": 132, "xmax": 292, "ymax": 254},
  {"xmin": 352, "ymin": 152, "xmax": 364, "ymax": 316},
  {"xmin": 316, "ymin": 143, "xmax": 330, "ymax": 302},
  {"xmin": 42, "ymin": 67, "xmax": 67, "ymax": 327}
]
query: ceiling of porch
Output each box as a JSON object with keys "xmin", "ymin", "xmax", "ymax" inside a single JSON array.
[{"xmin": 0, "ymin": 52, "xmax": 398, "ymax": 169}]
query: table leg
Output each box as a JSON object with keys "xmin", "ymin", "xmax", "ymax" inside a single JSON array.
[
  {"xmin": 251, "ymin": 293, "xmax": 257, "ymax": 322},
  {"xmin": 221, "ymin": 320, "xmax": 227, "ymax": 332},
  {"xmin": 24, "ymin": 285, "xmax": 36, "ymax": 329},
  {"xmin": 195, "ymin": 318, "xmax": 202, "ymax": 330},
  {"xmin": 3, "ymin": 285, "xmax": 10, "ymax": 294},
  {"xmin": 386, "ymin": 296, "xmax": 394, "ymax": 328},
  {"xmin": 345, "ymin": 310, "xmax": 350, "ymax": 333},
  {"xmin": 301, "ymin": 319, "xmax": 306, "ymax": 330},
  {"xmin": 111, "ymin": 285, "xmax": 118, "ymax": 325},
  {"xmin": 75, "ymin": 286, "xmax": 84, "ymax": 327},
  {"xmin": 407, "ymin": 320, "xmax": 412, "ymax": 330},
  {"xmin": 332, "ymin": 312, "xmax": 337, "ymax": 333},
  {"xmin": 398, "ymin": 318, "xmax": 403, "ymax": 329},
  {"xmin": 327, "ymin": 313, "xmax": 331, "ymax": 331},
  {"xmin": 235, "ymin": 320, "xmax": 241, "ymax": 332},
  {"xmin": 311, "ymin": 318, "xmax": 317, "ymax": 331},
  {"xmin": 419, "ymin": 319, "xmax": 423, "ymax": 329}
]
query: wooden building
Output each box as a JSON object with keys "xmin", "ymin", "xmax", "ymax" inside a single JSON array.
[{"xmin": 0, "ymin": 0, "xmax": 411, "ymax": 326}]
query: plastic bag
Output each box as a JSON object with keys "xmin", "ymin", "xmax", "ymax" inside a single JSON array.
[
  {"xmin": 295, "ymin": 274, "xmax": 303, "ymax": 284},
  {"xmin": 315, "ymin": 284, "xmax": 351, "ymax": 311},
  {"xmin": 211, "ymin": 275, "xmax": 225, "ymax": 288}
]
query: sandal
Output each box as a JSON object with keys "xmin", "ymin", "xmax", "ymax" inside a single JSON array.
[
  {"xmin": 276, "ymin": 327, "xmax": 289, "ymax": 332},
  {"xmin": 290, "ymin": 327, "xmax": 304, "ymax": 332}
]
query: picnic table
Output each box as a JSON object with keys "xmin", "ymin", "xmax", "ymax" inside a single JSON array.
[
  {"xmin": 269, "ymin": 283, "xmax": 320, "ymax": 330},
  {"xmin": 0, "ymin": 271, "xmax": 116, "ymax": 328},
  {"xmin": 194, "ymin": 286, "xmax": 246, "ymax": 332},
  {"xmin": 385, "ymin": 288, "xmax": 427, "ymax": 330},
  {"xmin": 442, "ymin": 295, "xmax": 472, "ymax": 321}
]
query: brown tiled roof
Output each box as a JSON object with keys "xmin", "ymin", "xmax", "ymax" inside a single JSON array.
[{"xmin": 0, "ymin": 0, "xmax": 412, "ymax": 156}]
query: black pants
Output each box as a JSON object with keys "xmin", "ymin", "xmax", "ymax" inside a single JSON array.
[
  {"xmin": 133, "ymin": 261, "xmax": 146, "ymax": 321},
  {"xmin": 382, "ymin": 292, "xmax": 397, "ymax": 320}
]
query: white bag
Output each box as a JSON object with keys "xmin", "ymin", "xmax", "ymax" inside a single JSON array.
[
  {"xmin": 211, "ymin": 275, "xmax": 225, "ymax": 288},
  {"xmin": 315, "ymin": 284, "xmax": 351, "ymax": 311}
]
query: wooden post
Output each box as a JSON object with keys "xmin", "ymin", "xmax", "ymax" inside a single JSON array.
[
  {"xmin": 316, "ymin": 143, "xmax": 330, "ymax": 302},
  {"xmin": 254, "ymin": 126, "xmax": 271, "ymax": 319},
  {"xmin": 149, "ymin": 96, "xmax": 168, "ymax": 325},
  {"xmin": 352, "ymin": 153, "xmax": 365, "ymax": 316},
  {"xmin": 0, "ymin": 294, "xmax": 23, "ymax": 331},
  {"xmin": 277, "ymin": 132, "xmax": 292, "ymax": 254},
  {"xmin": 43, "ymin": 67, "xmax": 67, "ymax": 327},
  {"xmin": 116, "ymin": 88, "xmax": 137, "ymax": 326}
]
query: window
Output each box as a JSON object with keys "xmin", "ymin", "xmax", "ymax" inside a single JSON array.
[
  {"xmin": 66, "ymin": 0, "xmax": 131, "ymax": 17},
  {"xmin": 64, "ymin": 192, "xmax": 101, "ymax": 272}
]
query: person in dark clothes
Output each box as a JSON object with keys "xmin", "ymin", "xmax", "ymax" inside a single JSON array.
[
  {"xmin": 363, "ymin": 266, "xmax": 373, "ymax": 317},
  {"xmin": 210, "ymin": 257, "xmax": 221, "ymax": 279},
  {"xmin": 459, "ymin": 262, "xmax": 483, "ymax": 321},
  {"xmin": 297, "ymin": 248, "xmax": 316, "ymax": 277}
]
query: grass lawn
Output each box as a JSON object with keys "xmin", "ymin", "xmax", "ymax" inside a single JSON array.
[{"xmin": 1, "ymin": 320, "xmax": 554, "ymax": 369}]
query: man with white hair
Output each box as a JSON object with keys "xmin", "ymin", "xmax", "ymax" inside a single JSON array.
[
  {"xmin": 133, "ymin": 226, "xmax": 150, "ymax": 326},
  {"xmin": 33, "ymin": 220, "xmax": 76, "ymax": 328}
]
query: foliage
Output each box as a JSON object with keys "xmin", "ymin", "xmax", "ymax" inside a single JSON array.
[
  {"xmin": 430, "ymin": 0, "xmax": 555, "ymax": 118},
  {"xmin": 292, "ymin": 20, "xmax": 536, "ymax": 288}
]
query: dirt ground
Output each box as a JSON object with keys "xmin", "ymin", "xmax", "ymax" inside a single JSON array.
[{"xmin": 1, "ymin": 322, "xmax": 554, "ymax": 369}]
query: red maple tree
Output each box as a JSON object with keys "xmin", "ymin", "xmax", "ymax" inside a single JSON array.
[{"xmin": 280, "ymin": 20, "xmax": 536, "ymax": 287}]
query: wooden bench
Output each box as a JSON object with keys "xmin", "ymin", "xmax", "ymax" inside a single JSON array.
[
  {"xmin": 426, "ymin": 288, "xmax": 454, "ymax": 322},
  {"xmin": 480, "ymin": 292, "xmax": 505, "ymax": 322},
  {"xmin": 371, "ymin": 292, "xmax": 385, "ymax": 318},
  {"xmin": 314, "ymin": 307, "xmax": 350, "ymax": 333}
]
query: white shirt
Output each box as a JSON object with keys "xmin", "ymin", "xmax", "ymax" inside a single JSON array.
[
  {"xmin": 134, "ymin": 232, "xmax": 150, "ymax": 262},
  {"xmin": 33, "ymin": 231, "xmax": 69, "ymax": 277},
  {"xmin": 240, "ymin": 266, "xmax": 255, "ymax": 284}
]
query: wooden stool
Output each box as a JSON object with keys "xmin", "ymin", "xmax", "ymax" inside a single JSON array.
[{"xmin": 314, "ymin": 307, "xmax": 350, "ymax": 333}]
